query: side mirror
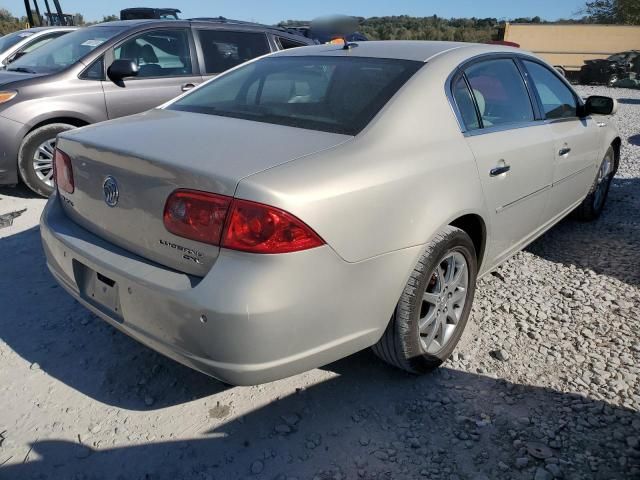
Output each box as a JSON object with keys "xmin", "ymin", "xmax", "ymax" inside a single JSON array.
[
  {"xmin": 107, "ymin": 59, "xmax": 139, "ymax": 83},
  {"xmin": 583, "ymin": 95, "xmax": 617, "ymax": 116}
]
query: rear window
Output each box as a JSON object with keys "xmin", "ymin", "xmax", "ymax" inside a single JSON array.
[
  {"xmin": 198, "ymin": 30, "xmax": 270, "ymax": 74},
  {"xmin": 168, "ymin": 56, "xmax": 423, "ymax": 135}
]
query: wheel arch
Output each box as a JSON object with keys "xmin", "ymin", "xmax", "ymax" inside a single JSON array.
[
  {"xmin": 26, "ymin": 116, "xmax": 91, "ymax": 135},
  {"xmin": 611, "ymin": 136, "xmax": 622, "ymax": 173},
  {"xmin": 448, "ymin": 213, "xmax": 487, "ymax": 271}
]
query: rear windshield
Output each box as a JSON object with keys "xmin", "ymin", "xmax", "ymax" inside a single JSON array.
[
  {"xmin": 7, "ymin": 26, "xmax": 125, "ymax": 74},
  {"xmin": 168, "ymin": 56, "xmax": 423, "ymax": 135}
]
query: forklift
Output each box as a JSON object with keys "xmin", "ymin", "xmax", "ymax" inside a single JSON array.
[{"xmin": 23, "ymin": 0, "xmax": 74, "ymax": 27}]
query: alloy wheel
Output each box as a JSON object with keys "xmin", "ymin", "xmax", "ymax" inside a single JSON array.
[
  {"xmin": 418, "ymin": 250, "xmax": 469, "ymax": 354},
  {"xmin": 32, "ymin": 138, "xmax": 56, "ymax": 187},
  {"xmin": 593, "ymin": 152, "xmax": 613, "ymax": 210}
]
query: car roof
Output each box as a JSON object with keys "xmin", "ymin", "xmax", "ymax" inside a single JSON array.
[
  {"xmin": 271, "ymin": 40, "xmax": 520, "ymax": 62},
  {"xmin": 90, "ymin": 17, "xmax": 304, "ymax": 35},
  {"xmin": 20, "ymin": 26, "xmax": 77, "ymax": 33}
]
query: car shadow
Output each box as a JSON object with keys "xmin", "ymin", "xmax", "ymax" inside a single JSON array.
[
  {"xmin": 1, "ymin": 359, "xmax": 638, "ymax": 479},
  {"xmin": 0, "ymin": 226, "xmax": 228, "ymax": 411},
  {"xmin": 629, "ymin": 134, "xmax": 640, "ymax": 146},
  {"xmin": 526, "ymin": 177, "xmax": 640, "ymax": 287},
  {"xmin": 617, "ymin": 98, "xmax": 640, "ymax": 105},
  {"xmin": 0, "ymin": 184, "xmax": 41, "ymax": 200}
]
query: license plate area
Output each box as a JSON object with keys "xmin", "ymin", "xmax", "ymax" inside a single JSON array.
[{"xmin": 72, "ymin": 259, "xmax": 123, "ymax": 321}]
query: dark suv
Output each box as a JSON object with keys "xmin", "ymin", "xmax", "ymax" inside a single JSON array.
[{"xmin": 0, "ymin": 18, "xmax": 313, "ymax": 195}]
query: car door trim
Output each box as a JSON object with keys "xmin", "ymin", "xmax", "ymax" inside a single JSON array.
[
  {"xmin": 551, "ymin": 163, "xmax": 594, "ymax": 188},
  {"xmin": 496, "ymin": 183, "xmax": 552, "ymax": 214}
]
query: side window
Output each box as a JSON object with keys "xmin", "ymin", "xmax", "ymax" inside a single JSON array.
[
  {"xmin": 452, "ymin": 75, "xmax": 480, "ymax": 131},
  {"xmin": 465, "ymin": 58, "xmax": 534, "ymax": 128},
  {"xmin": 80, "ymin": 56, "xmax": 104, "ymax": 80},
  {"xmin": 114, "ymin": 29, "xmax": 192, "ymax": 78},
  {"xmin": 276, "ymin": 36, "xmax": 307, "ymax": 50},
  {"xmin": 522, "ymin": 60, "xmax": 577, "ymax": 119},
  {"xmin": 198, "ymin": 30, "xmax": 270, "ymax": 74}
]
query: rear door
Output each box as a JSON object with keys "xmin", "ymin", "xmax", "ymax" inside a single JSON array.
[
  {"xmin": 520, "ymin": 59, "xmax": 602, "ymax": 221},
  {"xmin": 194, "ymin": 28, "xmax": 271, "ymax": 81},
  {"xmin": 102, "ymin": 28, "xmax": 201, "ymax": 119},
  {"xmin": 451, "ymin": 57, "xmax": 556, "ymax": 264}
]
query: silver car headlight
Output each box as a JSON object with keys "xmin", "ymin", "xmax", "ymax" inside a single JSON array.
[{"xmin": 0, "ymin": 91, "xmax": 17, "ymax": 104}]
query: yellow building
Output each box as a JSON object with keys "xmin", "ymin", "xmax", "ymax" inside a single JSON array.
[{"xmin": 502, "ymin": 23, "xmax": 640, "ymax": 75}]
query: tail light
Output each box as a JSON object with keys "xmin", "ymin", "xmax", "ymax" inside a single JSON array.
[
  {"xmin": 163, "ymin": 189, "xmax": 324, "ymax": 254},
  {"xmin": 163, "ymin": 190, "xmax": 231, "ymax": 245},
  {"xmin": 54, "ymin": 148, "xmax": 74, "ymax": 194}
]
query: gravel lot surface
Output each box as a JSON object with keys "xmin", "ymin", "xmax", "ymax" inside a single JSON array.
[{"xmin": 0, "ymin": 85, "xmax": 638, "ymax": 480}]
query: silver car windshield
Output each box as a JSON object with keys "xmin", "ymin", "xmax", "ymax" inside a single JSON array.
[
  {"xmin": 6, "ymin": 26, "xmax": 125, "ymax": 74},
  {"xmin": 0, "ymin": 30, "xmax": 33, "ymax": 52},
  {"xmin": 169, "ymin": 56, "xmax": 423, "ymax": 135}
]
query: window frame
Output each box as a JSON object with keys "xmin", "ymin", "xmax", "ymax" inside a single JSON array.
[
  {"xmin": 106, "ymin": 27, "xmax": 199, "ymax": 81},
  {"xmin": 516, "ymin": 57, "xmax": 584, "ymax": 123},
  {"xmin": 193, "ymin": 28, "xmax": 271, "ymax": 75},
  {"xmin": 447, "ymin": 53, "xmax": 554, "ymax": 136}
]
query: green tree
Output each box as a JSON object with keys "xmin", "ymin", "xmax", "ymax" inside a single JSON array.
[{"xmin": 584, "ymin": 0, "xmax": 640, "ymax": 24}]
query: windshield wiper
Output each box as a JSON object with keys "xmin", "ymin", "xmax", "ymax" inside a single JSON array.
[{"xmin": 7, "ymin": 67, "xmax": 36, "ymax": 73}]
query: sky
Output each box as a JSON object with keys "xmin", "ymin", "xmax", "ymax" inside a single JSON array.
[{"xmin": 3, "ymin": 0, "xmax": 588, "ymax": 24}]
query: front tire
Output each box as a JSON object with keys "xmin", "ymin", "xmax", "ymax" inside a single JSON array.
[
  {"xmin": 18, "ymin": 123, "xmax": 76, "ymax": 197},
  {"xmin": 373, "ymin": 226, "xmax": 477, "ymax": 374},
  {"xmin": 573, "ymin": 146, "xmax": 615, "ymax": 221}
]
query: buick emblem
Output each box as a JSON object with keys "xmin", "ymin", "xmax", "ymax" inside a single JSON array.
[{"xmin": 103, "ymin": 176, "xmax": 119, "ymax": 207}]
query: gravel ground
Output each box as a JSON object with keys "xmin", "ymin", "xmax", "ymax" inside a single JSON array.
[{"xmin": 0, "ymin": 85, "xmax": 638, "ymax": 480}]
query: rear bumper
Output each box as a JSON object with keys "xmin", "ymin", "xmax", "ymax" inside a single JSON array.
[
  {"xmin": 0, "ymin": 114, "xmax": 26, "ymax": 185},
  {"xmin": 40, "ymin": 194, "xmax": 420, "ymax": 385}
]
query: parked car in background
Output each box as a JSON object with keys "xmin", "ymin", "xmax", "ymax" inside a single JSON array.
[
  {"xmin": 0, "ymin": 26, "xmax": 77, "ymax": 66},
  {"xmin": 580, "ymin": 50, "xmax": 640, "ymax": 86},
  {"xmin": 0, "ymin": 18, "xmax": 312, "ymax": 196},
  {"xmin": 41, "ymin": 41, "xmax": 620, "ymax": 385}
]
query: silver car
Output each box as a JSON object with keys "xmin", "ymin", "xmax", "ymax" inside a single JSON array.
[
  {"xmin": 0, "ymin": 27, "xmax": 76, "ymax": 66},
  {"xmin": 40, "ymin": 41, "xmax": 620, "ymax": 385}
]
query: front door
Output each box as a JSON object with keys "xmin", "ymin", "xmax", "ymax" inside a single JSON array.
[
  {"xmin": 520, "ymin": 59, "xmax": 602, "ymax": 221},
  {"xmin": 452, "ymin": 58, "xmax": 556, "ymax": 265},
  {"xmin": 102, "ymin": 28, "xmax": 201, "ymax": 119}
]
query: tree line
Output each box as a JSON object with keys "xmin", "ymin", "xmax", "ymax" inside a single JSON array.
[{"xmin": 2, "ymin": 0, "xmax": 638, "ymax": 37}]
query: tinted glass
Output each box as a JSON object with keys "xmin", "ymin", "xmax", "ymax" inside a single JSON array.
[
  {"xmin": 114, "ymin": 29, "xmax": 192, "ymax": 78},
  {"xmin": 169, "ymin": 56, "xmax": 422, "ymax": 135},
  {"xmin": 7, "ymin": 26, "xmax": 125, "ymax": 74},
  {"xmin": 465, "ymin": 58, "xmax": 534, "ymax": 128},
  {"xmin": 277, "ymin": 37, "xmax": 307, "ymax": 49},
  {"xmin": 0, "ymin": 30, "xmax": 32, "ymax": 52},
  {"xmin": 81, "ymin": 56, "xmax": 104, "ymax": 80},
  {"xmin": 198, "ymin": 30, "xmax": 270, "ymax": 74},
  {"xmin": 452, "ymin": 75, "xmax": 480, "ymax": 130},
  {"xmin": 523, "ymin": 60, "xmax": 577, "ymax": 119}
]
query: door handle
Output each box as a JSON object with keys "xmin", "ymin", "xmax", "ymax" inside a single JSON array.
[
  {"xmin": 559, "ymin": 147, "xmax": 572, "ymax": 156},
  {"xmin": 181, "ymin": 83, "xmax": 197, "ymax": 92},
  {"xmin": 490, "ymin": 165, "xmax": 511, "ymax": 177}
]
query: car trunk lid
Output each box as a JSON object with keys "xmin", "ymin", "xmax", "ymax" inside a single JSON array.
[{"xmin": 56, "ymin": 108, "xmax": 350, "ymax": 276}]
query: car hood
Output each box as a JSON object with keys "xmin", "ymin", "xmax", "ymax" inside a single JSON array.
[
  {"xmin": 56, "ymin": 108, "xmax": 351, "ymax": 276},
  {"xmin": 0, "ymin": 69, "xmax": 44, "ymax": 87}
]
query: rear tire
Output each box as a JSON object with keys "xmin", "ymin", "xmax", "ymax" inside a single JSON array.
[
  {"xmin": 372, "ymin": 226, "xmax": 477, "ymax": 374},
  {"xmin": 18, "ymin": 123, "xmax": 76, "ymax": 197},
  {"xmin": 573, "ymin": 146, "xmax": 615, "ymax": 221}
]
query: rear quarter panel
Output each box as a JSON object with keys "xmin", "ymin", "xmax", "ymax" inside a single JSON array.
[{"xmin": 236, "ymin": 60, "xmax": 490, "ymax": 265}]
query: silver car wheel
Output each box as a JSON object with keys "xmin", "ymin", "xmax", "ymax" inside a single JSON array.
[
  {"xmin": 419, "ymin": 250, "xmax": 469, "ymax": 354},
  {"xmin": 32, "ymin": 138, "xmax": 56, "ymax": 187},
  {"xmin": 593, "ymin": 151, "xmax": 613, "ymax": 210}
]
